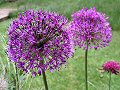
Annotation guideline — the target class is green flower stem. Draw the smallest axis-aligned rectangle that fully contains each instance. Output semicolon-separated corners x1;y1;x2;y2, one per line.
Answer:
109;72;111;90
15;63;19;90
85;41;88;90
42;59;48;90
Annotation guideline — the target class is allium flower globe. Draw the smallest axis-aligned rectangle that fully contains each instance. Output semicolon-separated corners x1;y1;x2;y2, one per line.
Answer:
68;7;112;49
68;7;112;90
103;61;120;74
7;10;74;76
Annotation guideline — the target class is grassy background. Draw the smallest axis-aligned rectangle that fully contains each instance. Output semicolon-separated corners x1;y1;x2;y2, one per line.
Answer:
1;0;120;30
0;0;120;90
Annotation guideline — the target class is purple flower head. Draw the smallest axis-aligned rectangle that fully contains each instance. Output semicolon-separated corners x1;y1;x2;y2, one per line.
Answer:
7;10;74;76
68;7;112;49
103;61;120;75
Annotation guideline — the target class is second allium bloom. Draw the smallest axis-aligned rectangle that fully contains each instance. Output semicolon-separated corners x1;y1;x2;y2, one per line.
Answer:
69;7;112;49
7;10;74;75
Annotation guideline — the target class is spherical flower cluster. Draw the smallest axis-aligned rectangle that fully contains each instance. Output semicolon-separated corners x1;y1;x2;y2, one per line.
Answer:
7;10;74;76
0;76;8;90
68;7;112;49
103;61;120;74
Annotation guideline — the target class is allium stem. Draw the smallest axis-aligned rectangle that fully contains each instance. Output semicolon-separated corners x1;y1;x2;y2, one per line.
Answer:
109;72;111;90
42;60;48;90
15;63;19;90
85;41;88;90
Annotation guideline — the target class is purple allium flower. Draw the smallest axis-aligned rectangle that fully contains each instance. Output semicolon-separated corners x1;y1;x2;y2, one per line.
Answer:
68;7;112;49
7;10;74;75
103;61;120;74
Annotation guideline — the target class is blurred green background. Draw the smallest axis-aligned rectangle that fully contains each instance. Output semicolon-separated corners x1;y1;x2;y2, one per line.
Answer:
1;0;120;30
0;0;120;90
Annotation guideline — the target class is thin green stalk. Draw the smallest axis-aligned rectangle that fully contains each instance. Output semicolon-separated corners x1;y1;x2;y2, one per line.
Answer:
42;69;48;90
42;59;48;90
15;63;19;90
85;41;88;90
109;72;111;90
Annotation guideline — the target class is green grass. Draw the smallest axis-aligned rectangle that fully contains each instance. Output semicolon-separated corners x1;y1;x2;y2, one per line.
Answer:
1;0;120;31
0;0;120;90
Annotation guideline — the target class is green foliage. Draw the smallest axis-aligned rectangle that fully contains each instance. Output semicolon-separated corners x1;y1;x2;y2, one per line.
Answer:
0;0;17;5
0;0;120;90
0;0;9;5
1;0;120;30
